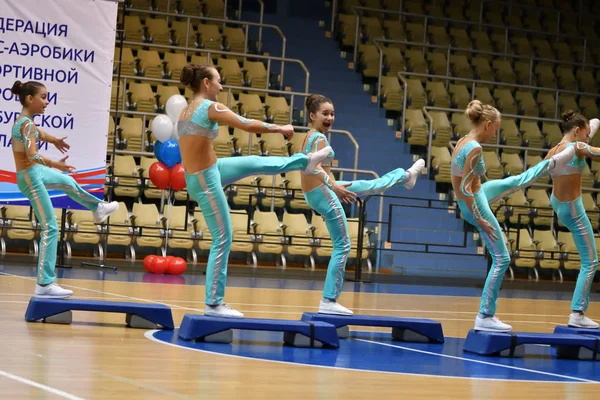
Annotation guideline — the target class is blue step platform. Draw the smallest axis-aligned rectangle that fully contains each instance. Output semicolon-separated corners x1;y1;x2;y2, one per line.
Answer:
301;313;445;343
178;315;340;348
553;325;600;337
463;329;600;360
24;298;174;330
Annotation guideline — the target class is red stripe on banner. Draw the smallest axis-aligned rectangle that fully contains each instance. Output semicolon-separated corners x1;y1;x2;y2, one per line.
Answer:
71;169;105;179
0;169;104;184
0;170;17;184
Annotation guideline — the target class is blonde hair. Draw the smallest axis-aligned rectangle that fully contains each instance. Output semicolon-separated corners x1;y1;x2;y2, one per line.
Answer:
465;100;500;125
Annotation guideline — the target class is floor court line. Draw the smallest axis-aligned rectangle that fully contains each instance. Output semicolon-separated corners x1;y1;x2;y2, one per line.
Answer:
2;272;587;305
0;369;86;400
356;339;599;384
144;330;594;384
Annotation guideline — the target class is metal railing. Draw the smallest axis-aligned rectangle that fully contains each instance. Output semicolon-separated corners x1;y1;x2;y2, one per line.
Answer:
125;7;283;73
113;74;313;122
480;0;600;26
235;0;265;49
373;38;598;107
395;71;600;144
118;39;308;94
349;5;599;68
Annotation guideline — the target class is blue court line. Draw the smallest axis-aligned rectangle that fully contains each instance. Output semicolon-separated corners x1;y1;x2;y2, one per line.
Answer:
145;329;600;384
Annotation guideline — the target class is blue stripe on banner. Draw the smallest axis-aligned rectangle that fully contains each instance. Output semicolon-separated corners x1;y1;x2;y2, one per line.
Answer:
0;191;104;209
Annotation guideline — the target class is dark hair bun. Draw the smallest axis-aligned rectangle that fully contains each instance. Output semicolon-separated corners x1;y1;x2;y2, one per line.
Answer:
11;81;23;95
180;65;195;86
561;110;576;123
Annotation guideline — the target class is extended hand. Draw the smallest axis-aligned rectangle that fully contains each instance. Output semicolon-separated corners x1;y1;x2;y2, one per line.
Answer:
332;183;357;204
54;136;70;154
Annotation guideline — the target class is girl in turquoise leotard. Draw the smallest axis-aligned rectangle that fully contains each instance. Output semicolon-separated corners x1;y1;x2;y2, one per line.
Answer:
544;111;600;329
10;80;119;299
451;100;574;332
300;94;425;315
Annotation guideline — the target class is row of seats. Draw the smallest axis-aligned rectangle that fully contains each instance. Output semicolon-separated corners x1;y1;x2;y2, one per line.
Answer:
124;0;226;18
381;75;599;120
120;14;249;59
107;154;318;212
0;203;372;269
339;0;598;43
114;47;270;90
362;44;599;92
491;190;600;277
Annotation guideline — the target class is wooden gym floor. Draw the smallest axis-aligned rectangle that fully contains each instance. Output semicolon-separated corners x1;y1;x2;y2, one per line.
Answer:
0;264;599;399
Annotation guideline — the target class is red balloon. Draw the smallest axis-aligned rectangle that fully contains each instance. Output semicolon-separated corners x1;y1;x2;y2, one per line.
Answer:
152;256;169;274
167;257;187;275
143;255;156;272
170;163;186;191
149;161;171;190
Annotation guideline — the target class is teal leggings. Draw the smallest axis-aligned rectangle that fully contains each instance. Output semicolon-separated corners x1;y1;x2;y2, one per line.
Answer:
185;154;309;305
16;164;101;285
551;194;598;312
338;168;408;199
461;159;553;316
305;168;408;300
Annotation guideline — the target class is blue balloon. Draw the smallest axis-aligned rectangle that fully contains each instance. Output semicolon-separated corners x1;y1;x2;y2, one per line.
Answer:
154;140;164;164
159;139;181;168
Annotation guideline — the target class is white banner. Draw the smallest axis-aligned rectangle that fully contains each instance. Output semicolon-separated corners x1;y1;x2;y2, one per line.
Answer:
0;0;117;209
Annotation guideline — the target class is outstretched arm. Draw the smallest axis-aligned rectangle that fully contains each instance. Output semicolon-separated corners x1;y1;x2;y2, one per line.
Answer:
574;141;600;160
208;102;293;139
38;128;70;154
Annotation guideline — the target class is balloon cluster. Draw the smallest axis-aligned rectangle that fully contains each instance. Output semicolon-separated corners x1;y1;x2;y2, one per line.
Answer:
143;254;187;275
149;95;188;191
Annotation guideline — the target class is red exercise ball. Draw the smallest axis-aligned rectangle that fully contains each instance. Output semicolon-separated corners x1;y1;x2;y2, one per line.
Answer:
152;256;169;274
167;257;187;275
149;161;171;190
170;163;186;191
143;255;156;272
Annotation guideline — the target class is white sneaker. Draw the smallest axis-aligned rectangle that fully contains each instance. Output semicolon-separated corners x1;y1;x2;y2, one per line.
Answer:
589;118;600;142
204;303;244;318
93;201;119;224
318;299;353;315
305;146;333;174
403;159;426;190
474;315;512;332
568;312;600;329
34;283;73;299
549;145;575;172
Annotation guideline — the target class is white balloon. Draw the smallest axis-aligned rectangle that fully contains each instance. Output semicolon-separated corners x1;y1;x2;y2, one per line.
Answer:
151;114;174;142
171;120;179;141
165;95;188;123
